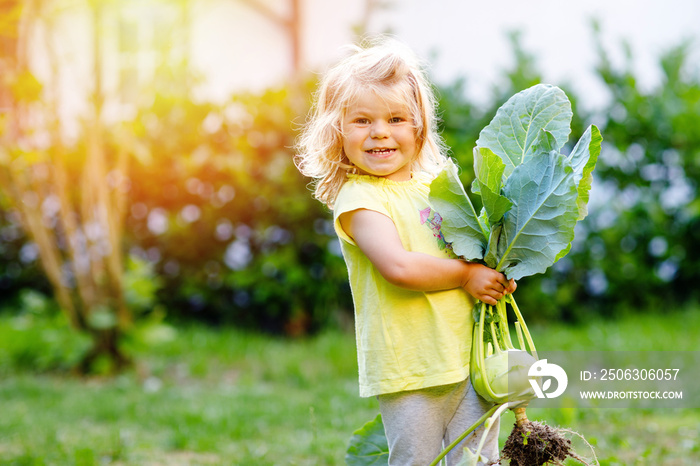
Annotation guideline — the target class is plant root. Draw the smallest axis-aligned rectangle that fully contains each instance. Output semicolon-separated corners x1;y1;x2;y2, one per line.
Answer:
501;420;594;466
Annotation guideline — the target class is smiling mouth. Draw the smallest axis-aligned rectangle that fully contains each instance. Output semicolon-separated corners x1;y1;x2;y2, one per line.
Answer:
366;148;395;155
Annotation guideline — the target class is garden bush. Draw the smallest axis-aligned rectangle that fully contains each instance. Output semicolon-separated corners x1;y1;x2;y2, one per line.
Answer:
1;33;698;333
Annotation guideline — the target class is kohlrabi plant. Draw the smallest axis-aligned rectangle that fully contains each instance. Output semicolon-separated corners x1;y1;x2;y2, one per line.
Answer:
346;84;602;466
430;83;601;466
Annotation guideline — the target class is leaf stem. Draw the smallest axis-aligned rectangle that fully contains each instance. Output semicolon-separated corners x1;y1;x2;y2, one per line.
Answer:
471;402;513;462
475;304;501;401
489;320;502;353
427;403;502;466
507;294;537;358
514;321;526;351
496;298;514;350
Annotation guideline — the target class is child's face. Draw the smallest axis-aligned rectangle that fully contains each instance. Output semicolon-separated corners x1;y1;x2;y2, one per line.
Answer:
341;87;418;182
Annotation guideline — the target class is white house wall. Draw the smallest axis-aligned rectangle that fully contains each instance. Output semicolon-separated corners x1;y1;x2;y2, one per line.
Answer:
29;0;368;139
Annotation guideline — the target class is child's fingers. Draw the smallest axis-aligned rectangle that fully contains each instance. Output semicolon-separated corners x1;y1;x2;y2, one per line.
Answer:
479;293;499;306
481;286;508;305
495;273;516;294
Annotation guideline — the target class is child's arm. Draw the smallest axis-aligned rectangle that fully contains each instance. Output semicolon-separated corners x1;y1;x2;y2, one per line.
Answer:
340;209;516;306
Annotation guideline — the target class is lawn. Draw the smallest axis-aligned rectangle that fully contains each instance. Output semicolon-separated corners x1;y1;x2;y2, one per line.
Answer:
0;308;699;465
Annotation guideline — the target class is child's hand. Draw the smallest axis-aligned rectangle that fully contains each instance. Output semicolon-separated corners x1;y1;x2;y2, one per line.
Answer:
461;263;516;306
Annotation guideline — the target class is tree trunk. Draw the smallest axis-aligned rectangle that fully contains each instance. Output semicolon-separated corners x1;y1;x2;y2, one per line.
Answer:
0;0;133;374
77;328;132;375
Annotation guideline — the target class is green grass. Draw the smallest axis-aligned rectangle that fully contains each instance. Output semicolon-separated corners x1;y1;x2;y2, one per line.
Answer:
0;308;699;465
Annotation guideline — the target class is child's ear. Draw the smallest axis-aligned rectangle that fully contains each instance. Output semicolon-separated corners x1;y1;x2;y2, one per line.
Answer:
334;149;354;171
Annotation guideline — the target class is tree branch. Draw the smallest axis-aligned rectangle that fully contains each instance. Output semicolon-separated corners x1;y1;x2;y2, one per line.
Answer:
237;0;289;29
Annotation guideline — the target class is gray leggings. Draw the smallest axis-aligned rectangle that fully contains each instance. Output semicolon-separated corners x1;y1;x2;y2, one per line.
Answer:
377;378;499;466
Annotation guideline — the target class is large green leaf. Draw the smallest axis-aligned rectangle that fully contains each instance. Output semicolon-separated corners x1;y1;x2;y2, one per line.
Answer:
495;151;579;280
531;128;558;155
483;222;504;270
567;125;602;220
428;84;599;279
476;84;573;176
429;160;488;261
473;147;512;227
345;414;389;466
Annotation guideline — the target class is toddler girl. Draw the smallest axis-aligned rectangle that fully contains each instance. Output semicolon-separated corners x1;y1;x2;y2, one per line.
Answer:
296;37;515;466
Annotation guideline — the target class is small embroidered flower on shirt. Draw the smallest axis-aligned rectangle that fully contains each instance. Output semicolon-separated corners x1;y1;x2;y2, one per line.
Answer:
419;207;454;254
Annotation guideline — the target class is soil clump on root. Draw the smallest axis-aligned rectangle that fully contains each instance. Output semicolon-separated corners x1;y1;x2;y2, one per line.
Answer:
501;420;581;466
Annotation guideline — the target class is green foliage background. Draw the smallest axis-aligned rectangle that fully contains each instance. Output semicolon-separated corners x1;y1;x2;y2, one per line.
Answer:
1;32;699;333
437;33;700;323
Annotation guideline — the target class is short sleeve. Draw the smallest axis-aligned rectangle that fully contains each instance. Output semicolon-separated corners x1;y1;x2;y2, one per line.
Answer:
333;178;391;246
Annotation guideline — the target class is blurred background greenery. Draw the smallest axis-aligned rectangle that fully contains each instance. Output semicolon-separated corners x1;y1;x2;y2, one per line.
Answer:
1;0;699;464
3;2;699;344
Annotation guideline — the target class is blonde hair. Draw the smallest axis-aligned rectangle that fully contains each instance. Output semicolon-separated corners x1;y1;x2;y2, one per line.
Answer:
295;36;447;208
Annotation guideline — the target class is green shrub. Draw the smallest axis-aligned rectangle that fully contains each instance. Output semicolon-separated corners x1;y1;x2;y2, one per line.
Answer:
0;291;90;373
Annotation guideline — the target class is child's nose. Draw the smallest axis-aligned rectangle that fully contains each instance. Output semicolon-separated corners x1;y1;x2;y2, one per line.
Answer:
370;121;390;139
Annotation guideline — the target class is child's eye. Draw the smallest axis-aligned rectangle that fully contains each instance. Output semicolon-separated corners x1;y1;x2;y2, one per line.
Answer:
389;117;406;123
354;118;370;125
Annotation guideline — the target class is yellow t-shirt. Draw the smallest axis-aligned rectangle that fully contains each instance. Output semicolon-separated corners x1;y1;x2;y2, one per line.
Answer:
333;173;475;398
